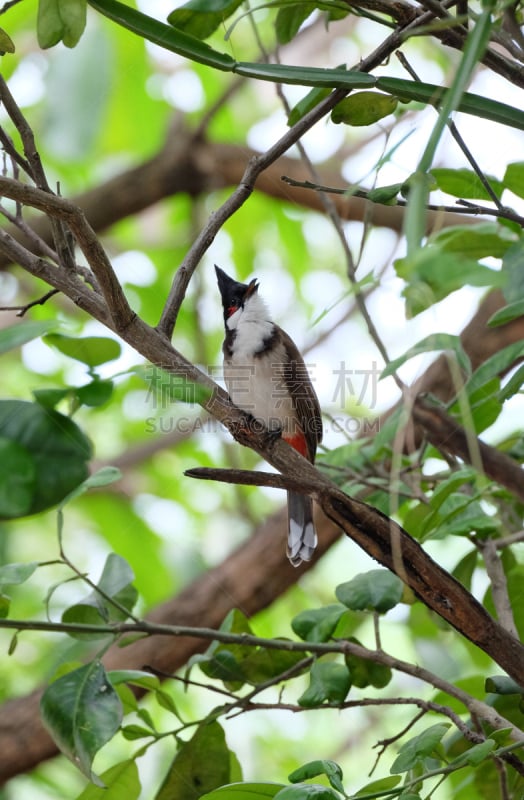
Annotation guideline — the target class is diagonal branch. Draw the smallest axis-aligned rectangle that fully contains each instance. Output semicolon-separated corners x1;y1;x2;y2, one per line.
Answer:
412;396;524;504
155;86;348;337
0;177;135;331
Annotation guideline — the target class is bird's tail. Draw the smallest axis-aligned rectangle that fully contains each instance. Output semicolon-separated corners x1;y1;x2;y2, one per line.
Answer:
286;491;318;567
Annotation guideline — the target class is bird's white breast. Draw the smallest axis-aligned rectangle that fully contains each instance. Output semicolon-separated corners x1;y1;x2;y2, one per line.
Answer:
225;303;295;433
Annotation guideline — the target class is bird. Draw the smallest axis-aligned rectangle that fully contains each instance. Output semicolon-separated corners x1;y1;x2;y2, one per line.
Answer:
215;265;322;567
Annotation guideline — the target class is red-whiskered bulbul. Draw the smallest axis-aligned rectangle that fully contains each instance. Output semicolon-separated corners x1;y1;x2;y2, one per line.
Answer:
215;265;323;567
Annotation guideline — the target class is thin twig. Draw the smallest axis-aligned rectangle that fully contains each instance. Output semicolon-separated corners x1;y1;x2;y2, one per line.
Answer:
0;288;59;316
395;50;505;211
0;75;77;272
185;466;318;495
1;613;523;744
412;396;524;504
475;537;519;637
155;85;348;338
281;176;524;227
0;175;135;331
155;0;474;340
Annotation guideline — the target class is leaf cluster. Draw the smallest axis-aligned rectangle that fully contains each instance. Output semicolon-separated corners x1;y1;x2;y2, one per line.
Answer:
1;0;524;797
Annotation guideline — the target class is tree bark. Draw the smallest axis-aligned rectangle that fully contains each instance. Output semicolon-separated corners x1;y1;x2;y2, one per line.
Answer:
0;133;475;273
1;289;523;783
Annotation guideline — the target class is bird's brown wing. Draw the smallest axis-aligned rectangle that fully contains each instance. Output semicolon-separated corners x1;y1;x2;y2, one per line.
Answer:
278;326;323;462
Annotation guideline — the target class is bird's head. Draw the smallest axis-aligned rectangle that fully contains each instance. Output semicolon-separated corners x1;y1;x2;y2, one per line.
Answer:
215;265;263;330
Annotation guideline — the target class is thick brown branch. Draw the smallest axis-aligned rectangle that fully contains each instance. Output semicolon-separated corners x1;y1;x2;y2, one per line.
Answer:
0;177;135;331
413;397;524;503
185;466;318;493
0;296;523;782
0;137;475;276
319;483;524;685
77;304;524;683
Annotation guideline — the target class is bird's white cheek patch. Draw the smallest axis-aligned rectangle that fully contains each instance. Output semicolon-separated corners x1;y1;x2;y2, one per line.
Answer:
226;308;242;330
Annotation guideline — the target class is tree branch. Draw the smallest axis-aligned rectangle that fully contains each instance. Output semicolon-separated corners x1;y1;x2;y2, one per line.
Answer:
412;396;524;504
0;177;135;331
156;86;349;338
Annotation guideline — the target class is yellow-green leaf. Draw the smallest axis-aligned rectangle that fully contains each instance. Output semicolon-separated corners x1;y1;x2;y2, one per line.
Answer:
331;91;397;126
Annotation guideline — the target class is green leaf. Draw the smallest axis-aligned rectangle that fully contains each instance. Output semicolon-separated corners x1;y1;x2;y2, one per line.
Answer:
291;604;346;643
452;549;478;590
155;721;233;800
167;0;245;40
38;0;67;47
396;247;504;317
234;62;376;88
428;467;477;512
44;333;121;367
454;375;502;434
37;0;87;48
288;760;344;794
0;593;10;619
156;688;182;717
428;494;499;539
275;784;340;799
331;91;397;125
336;569;403;613
485;676;524;695
88;0;236;70
451;739;496;766
464;340;524;396
242;645;307;685
121;724;155;740
381;334;470;379
375;75;524;131
108;669;160;691
288;85;332;126
503;161;524;199
32;388;71;409
430;168;503;200
429;223;514;259
416;467;486;539
196;609;304;688
489;239;524;326
276;4;316;45
34;381;114;410
367;183;404;204
74;758;141;799
298;660;351;707
390;724;450;773
0;437;36;518
40;660;123;784
59;466;122;508
0;319;56;355
0;400;92;518
58;0;87;46
76;380;114;407
402;5;493;253
79;4;524;134
354;776;401;796
345;643;392;688
0;561;39;588
501;565;524;640
488;299;524;327
0;27;15;54
62;553;137;638
196;609;254;688
200;784;284;799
